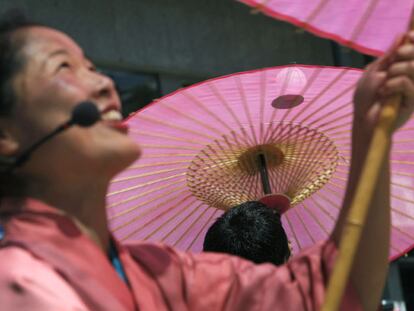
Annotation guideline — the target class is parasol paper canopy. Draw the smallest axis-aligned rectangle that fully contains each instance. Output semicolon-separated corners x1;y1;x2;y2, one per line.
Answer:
236;0;414;56
107;65;414;260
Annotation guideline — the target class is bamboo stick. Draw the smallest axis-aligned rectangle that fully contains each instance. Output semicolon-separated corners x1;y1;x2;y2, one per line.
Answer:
322;15;414;310
321;94;398;311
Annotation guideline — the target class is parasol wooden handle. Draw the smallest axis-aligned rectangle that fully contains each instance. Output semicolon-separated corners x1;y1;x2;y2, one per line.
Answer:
323;13;414;310
321;94;399;311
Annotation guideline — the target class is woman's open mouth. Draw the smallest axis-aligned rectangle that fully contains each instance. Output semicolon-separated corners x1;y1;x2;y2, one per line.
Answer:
101;110;129;134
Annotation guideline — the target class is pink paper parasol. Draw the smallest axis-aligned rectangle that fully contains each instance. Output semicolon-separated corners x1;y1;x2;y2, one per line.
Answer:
237;0;414;56
107;65;414;260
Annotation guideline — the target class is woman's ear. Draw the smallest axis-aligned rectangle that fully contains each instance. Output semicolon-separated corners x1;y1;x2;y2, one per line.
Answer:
0;128;18;170
0;126;19;158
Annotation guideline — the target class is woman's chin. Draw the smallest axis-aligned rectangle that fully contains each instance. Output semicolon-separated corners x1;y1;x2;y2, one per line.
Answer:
106;143;141;176
123;144;142;168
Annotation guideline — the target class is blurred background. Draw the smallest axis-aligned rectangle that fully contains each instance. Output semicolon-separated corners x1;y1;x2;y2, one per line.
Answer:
1;0;367;115
0;0;410;309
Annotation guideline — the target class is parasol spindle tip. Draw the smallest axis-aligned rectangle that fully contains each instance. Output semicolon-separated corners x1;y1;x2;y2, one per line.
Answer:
258;153;272;195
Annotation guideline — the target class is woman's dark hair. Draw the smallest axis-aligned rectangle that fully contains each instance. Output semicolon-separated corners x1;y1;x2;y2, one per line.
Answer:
203;201;291;265
0;10;39;116
0;10;39;197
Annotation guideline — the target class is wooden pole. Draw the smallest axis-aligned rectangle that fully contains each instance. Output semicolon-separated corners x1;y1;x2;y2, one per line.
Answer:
322;15;414;311
321;95;398;311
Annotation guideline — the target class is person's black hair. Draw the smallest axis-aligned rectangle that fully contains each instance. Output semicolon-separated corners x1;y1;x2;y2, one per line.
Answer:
0;9;39;116
0;10;39;197
203;201;291;265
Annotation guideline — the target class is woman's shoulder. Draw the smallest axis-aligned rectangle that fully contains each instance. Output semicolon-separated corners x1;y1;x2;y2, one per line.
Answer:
0;246;89;310
0;246;51;277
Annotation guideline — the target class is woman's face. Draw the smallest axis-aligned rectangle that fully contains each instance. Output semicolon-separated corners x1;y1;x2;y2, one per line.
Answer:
7;26;140;186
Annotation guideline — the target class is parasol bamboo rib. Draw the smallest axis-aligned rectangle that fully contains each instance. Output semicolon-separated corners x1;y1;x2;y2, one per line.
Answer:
322;24;413;311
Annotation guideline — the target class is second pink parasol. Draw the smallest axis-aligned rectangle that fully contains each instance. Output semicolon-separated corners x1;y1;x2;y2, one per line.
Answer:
237;0;414;56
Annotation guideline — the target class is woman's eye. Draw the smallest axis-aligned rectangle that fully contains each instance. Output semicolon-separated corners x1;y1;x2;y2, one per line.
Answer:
58;61;71;71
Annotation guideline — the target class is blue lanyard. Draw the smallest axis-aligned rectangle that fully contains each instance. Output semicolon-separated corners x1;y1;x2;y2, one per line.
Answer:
108;242;128;284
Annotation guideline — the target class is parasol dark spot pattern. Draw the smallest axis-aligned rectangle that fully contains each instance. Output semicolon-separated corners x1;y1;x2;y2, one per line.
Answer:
272;95;305;109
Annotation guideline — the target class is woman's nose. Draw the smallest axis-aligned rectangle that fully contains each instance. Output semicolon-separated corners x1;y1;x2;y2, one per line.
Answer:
90;72;117;100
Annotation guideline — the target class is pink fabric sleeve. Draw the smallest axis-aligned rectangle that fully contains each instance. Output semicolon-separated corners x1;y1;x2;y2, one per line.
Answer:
0;247;89;311
128;239;362;311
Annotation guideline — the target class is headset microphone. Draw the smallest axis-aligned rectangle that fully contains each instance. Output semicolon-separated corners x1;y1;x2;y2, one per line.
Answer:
4;101;101;171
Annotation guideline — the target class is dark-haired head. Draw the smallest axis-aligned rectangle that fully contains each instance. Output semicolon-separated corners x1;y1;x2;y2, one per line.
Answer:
0;10;140;201
203;201;291;265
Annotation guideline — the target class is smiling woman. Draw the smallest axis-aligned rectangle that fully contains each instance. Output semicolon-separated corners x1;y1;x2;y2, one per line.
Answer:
0;11;140;251
0;9;412;311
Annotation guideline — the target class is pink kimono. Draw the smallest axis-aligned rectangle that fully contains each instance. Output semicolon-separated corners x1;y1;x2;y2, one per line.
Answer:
0;198;361;311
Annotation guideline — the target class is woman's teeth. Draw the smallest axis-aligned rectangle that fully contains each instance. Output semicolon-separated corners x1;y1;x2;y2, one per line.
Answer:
101;110;123;121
